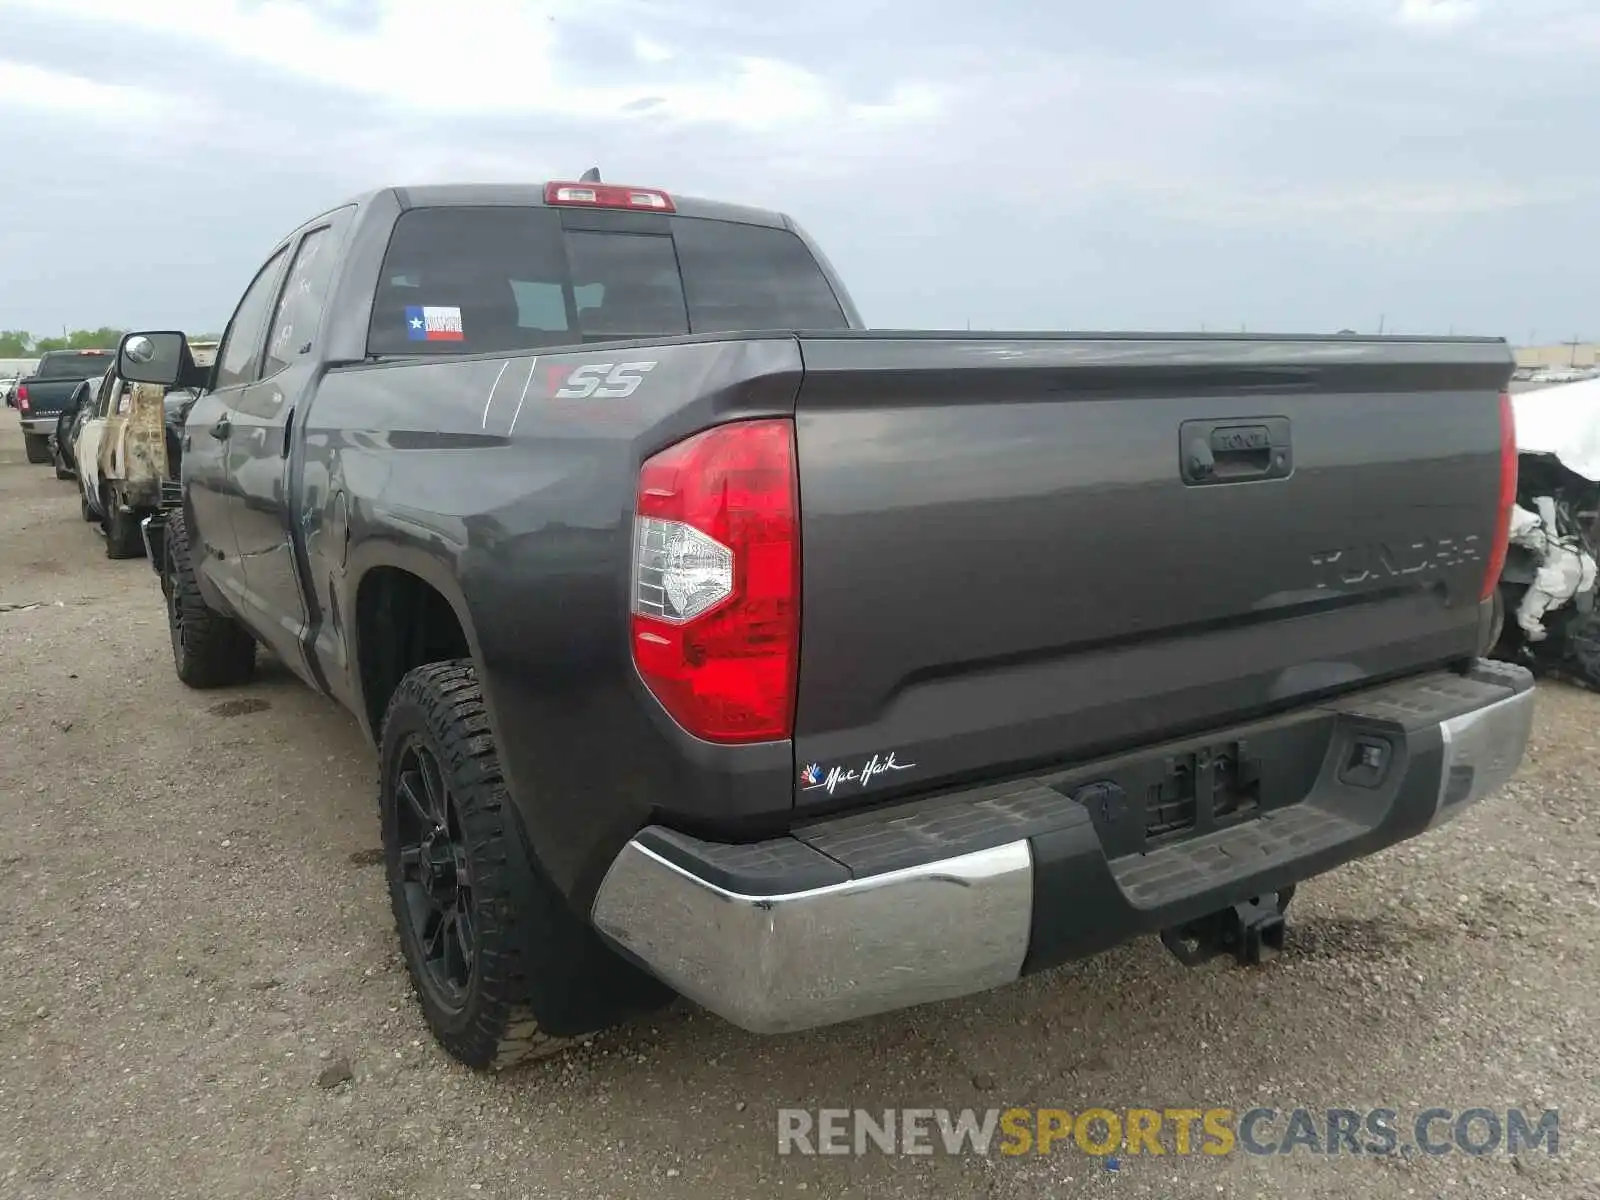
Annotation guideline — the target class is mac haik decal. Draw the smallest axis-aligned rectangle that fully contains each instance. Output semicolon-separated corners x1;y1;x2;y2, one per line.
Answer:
800;752;915;796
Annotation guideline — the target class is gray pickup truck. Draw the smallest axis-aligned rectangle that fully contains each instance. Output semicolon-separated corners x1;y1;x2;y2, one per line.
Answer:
117;177;1534;1071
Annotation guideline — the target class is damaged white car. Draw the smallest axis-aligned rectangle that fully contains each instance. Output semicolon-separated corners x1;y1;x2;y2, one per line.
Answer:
1492;378;1600;684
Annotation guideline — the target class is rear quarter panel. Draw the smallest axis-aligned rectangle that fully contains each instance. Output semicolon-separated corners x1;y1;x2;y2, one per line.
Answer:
299;335;804;904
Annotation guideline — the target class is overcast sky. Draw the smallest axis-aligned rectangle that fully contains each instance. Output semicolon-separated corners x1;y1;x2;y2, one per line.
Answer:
0;0;1595;342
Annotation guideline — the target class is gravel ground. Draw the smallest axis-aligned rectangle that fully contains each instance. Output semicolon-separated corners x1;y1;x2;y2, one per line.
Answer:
1;422;1597;1200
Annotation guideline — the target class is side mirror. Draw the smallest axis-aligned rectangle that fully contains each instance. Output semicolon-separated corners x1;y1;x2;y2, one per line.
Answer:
118;331;190;386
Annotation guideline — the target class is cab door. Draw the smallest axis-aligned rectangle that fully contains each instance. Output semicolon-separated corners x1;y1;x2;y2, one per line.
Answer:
183;243;291;615
226;214;349;688
75;373;120;516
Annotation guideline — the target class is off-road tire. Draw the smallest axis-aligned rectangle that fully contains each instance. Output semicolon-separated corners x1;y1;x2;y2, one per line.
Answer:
379;660;671;1071
23;433;49;464
163;509;256;687
104;486;144;560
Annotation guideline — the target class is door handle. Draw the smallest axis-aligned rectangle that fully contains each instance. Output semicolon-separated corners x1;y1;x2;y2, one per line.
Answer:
209;416;231;440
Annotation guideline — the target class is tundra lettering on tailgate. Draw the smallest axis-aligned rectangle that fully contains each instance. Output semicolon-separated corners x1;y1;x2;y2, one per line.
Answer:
1309;534;1482;589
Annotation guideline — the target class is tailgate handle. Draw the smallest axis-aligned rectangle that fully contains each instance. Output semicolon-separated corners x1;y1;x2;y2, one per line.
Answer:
1181;417;1291;486
1209;425;1271;474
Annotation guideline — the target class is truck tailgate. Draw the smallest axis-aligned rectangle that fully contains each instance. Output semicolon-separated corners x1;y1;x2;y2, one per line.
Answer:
18;380;81;418
790;334;1513;810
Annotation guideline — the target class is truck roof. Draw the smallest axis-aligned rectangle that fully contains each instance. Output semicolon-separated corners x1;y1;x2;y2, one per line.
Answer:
338;182;792;231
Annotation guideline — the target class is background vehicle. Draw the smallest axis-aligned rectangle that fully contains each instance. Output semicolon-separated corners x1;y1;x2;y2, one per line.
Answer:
1529;367;1585;385
14;348;114;463
88;342;217;558
162;382;202;479
117;177;1533;1073
1491;377;1600;685
145;381;204;559
51;375;100;483
71;372;124;524
1;358;38;407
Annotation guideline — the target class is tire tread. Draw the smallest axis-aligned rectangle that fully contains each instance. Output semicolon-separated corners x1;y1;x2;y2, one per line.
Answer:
164;509;256;688
380;659;669;1071
382;662;570;1070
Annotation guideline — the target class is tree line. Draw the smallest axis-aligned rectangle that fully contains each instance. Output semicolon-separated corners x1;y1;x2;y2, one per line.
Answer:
0;328;222;357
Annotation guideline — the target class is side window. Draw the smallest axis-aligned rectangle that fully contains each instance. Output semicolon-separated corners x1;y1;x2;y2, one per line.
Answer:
263;226;336;377
214;247;290;391
96;375;122;418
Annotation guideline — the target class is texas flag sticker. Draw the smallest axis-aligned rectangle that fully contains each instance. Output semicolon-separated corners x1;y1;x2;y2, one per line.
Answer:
405;305;465;342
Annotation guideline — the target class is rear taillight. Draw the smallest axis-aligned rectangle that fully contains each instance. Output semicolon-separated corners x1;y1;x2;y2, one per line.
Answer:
1481;389;1517;602
630;419;799;743
16;384;27;411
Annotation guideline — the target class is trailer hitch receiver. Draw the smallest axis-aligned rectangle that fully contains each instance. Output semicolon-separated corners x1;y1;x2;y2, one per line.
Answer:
1159;887;1295;968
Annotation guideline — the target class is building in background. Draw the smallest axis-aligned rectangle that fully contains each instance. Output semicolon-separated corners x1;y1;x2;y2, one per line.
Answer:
1516;343;1598;370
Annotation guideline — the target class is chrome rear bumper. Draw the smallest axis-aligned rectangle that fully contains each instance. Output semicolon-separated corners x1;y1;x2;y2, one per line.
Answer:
1429;684;1536;827
591;840;1033;1034
591;665;1534;1035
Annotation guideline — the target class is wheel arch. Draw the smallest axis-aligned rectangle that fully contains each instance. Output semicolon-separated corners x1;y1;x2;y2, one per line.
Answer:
346;542;488;746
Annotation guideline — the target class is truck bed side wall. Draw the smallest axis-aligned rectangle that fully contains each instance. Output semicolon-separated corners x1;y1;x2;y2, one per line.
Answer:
297;336;806;906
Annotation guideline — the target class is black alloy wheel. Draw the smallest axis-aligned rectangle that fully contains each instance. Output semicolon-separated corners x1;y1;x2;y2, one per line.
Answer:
377;660;674;1070
393;735;477;1010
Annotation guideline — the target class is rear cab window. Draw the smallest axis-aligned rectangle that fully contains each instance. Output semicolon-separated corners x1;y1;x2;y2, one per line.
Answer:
366;205;849;357
35;350;116;380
